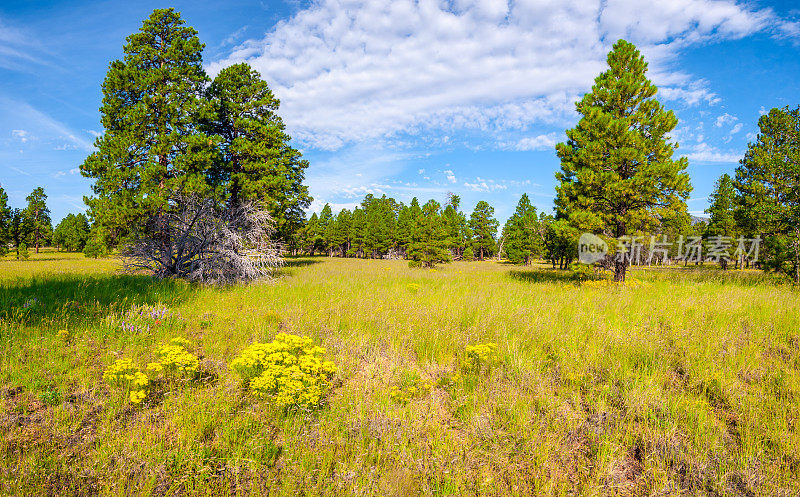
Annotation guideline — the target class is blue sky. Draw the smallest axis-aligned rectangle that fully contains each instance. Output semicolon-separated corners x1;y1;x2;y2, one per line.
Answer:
1;0;799;225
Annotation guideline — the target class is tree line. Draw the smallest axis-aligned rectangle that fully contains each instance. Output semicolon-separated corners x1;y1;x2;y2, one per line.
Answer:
0;185;100;258
294;192;587;269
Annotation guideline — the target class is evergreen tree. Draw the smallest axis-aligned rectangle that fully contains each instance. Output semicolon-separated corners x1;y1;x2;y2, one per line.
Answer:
407;200;451;268
348;208;367;258
555;39;691;281
469;201;498;260
706;174;737;236
53;213;91;252
331;209;352;256
302;212;321;255
704;173;737;267
22;187;52;253
734;106;800;282
396;197;421;255
442;193;470;257
81;8;214;246
317;204;334;255
9;208;30;260
360;195;396;258
545;218;579;269
462;245;474;261
205;63;311;243
503;194;543;265
0;186;11;256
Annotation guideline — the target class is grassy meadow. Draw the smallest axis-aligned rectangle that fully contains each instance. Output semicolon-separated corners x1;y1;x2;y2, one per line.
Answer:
2;251;800;495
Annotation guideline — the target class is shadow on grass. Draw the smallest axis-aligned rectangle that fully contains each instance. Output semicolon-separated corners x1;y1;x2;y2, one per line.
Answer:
508;269;577;284
282;257;323;268
639;266;790;287
0;273;197;325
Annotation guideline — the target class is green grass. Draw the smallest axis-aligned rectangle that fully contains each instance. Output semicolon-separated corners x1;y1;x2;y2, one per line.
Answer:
2;252;799;495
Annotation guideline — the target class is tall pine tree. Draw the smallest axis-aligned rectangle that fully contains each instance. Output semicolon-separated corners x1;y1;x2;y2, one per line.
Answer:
22;187;52;253
555;39;691;281
469;201;498;260
407;200;451;268
205;63;311;243
81;8;213;245
734;106;800;282
0;186;11;256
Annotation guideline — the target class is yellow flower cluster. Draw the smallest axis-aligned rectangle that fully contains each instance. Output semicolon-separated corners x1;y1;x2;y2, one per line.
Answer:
57;329;70;341
581;278;647;288
230;333;336;409
389;378;434;405
147;339;199;378
407;283;421;293
463;342;499;373
103;358;149;404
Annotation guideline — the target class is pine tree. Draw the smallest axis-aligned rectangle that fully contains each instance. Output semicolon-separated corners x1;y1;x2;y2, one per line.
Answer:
734;106;800;282
332;209;352;256
442;193;469;257
9;208;30;260
348;208;367;258
396;197;421;255
503;194;543;265
0;186;11;256
205;63;311;243
53;213;91;252
317;204;334;255
81;8;213;245
706;174;737;236
555;39;692;281
545;218;579;269
469;201;498;260
407;200;452;268
22;187;52;253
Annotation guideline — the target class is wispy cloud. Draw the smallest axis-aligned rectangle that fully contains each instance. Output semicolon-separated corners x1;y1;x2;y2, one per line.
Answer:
209;0;790;151
2;98;93;152
0;17;55;72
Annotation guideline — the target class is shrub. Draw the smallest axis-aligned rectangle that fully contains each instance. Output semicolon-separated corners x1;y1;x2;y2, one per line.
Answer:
146;338;200;379
18;243;29;260
230;332;336;410
568;262;597;282
103;358;149;404
389;373;433;405
463;342;499;374
462;246;474;261
83;229;109;258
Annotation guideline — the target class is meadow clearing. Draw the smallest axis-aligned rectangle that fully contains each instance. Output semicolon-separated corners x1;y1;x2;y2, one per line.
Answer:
1;251;799;496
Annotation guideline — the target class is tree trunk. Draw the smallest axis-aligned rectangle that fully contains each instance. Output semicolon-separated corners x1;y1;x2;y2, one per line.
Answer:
793;229;800;284
614;259;628;282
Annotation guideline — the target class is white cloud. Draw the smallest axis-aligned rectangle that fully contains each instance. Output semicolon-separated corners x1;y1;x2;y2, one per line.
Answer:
443;169;457;183
52;167;81;179
658;80;720;106
11;129;29;143
715;112;738;127
463;176;511;192
209;0;787;151
729;122;742;135
507;133;560;151
682;142;741;163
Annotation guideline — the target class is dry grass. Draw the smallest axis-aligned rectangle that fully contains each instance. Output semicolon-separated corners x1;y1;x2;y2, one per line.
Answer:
1;252;799;495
